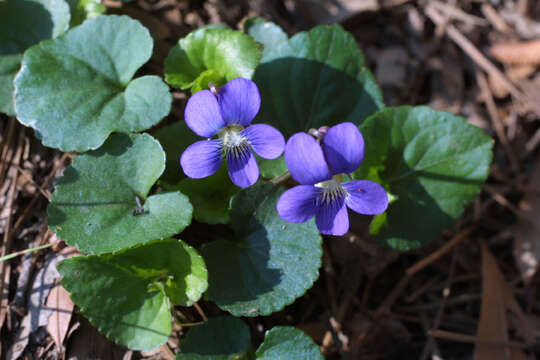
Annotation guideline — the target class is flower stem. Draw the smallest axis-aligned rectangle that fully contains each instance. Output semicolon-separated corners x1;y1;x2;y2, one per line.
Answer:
270;171;290;185
0;242;56;263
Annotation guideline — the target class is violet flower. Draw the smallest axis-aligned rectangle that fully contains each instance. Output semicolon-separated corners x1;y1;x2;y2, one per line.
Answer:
277;122;388;236
180;78;285;188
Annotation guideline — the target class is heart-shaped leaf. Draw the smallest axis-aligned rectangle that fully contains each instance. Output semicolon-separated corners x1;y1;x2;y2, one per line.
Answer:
176;316;251;360
255;327;323;360
0;0;70;115
14;15;172;152
355;106;493;250
58;238;208;351
243;17;288;59
164;26;262;92
201;183;322;317
253;24;384;138
48;133;193;254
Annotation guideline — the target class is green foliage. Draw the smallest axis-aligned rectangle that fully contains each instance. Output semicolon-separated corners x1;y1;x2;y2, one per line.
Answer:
255;327;324;360
59;238;208;351
178;166;238;225
164;26;262;92
176;316;323;360
176;316;251;360
66;0;105;26
48;133;193;254
201;183;322;317
0;0;70;115
243;17;288;59
14;15;172;152
253;23;384;137
153;121;200;186
355;106;493;250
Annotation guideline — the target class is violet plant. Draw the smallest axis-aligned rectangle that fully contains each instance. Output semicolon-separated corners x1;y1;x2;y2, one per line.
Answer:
4;4;493;358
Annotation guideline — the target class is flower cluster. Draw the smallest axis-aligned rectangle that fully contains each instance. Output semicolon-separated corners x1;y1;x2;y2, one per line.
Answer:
276;122;388;236
180;78;285;188
180;78;388;235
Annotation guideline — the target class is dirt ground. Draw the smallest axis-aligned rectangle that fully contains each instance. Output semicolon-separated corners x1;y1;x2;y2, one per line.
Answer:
1;0;540;359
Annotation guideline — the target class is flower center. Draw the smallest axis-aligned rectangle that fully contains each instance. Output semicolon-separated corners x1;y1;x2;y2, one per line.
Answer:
218;126;250;157
315;176;348;205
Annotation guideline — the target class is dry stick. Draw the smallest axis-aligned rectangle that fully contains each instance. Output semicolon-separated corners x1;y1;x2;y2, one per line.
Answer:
428;329;530;349
11;152;70;234
430;0;488;26
420;247;459;360
379;227;472;310
424;5;526;103
0;129;24;331
0;118;16;187
476;71;520;174
192;302;207;321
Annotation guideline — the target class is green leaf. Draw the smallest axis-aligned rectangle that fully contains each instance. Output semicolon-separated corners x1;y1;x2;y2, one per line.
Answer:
257;155;287;179
58;238;208;351
0;54;22;115
66;0;105;26
355;106;493;250
178;166;238;225
176;316;251;360
14;15;172;152
153;121;200;186
48;133;193;254
164;26;262;92
254;24;384;138
243;17;288;59
201;183;322;317
0;0;70;115
255;327;323;360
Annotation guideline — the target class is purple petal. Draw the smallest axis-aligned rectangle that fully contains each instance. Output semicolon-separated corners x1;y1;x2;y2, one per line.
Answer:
242;124;285;160
315;196;349;236
226;147;259;188
322;122;364;175
277;185;318;223
185;90;225;137
285;133;330;185
218;78;261;126
180;139;222;178
343;180;388;215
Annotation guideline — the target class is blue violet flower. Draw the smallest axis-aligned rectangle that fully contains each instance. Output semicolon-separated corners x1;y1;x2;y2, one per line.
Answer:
277;122;388;236
180;78;285;188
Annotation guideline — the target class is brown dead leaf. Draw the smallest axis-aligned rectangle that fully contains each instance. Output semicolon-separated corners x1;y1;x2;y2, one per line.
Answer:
514;159;540;283
46;284;75;352
474;244;534;360
490;40;540;65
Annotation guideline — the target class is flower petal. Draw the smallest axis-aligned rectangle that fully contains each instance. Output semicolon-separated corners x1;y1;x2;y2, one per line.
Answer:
180;139;222;178
277;185;318;223
185;90;225;138
218;78;261;126
226;147;259;188
315;196;349;236
343;180;388;215
322;122;364;175
242;124;285;160
285;133;331;185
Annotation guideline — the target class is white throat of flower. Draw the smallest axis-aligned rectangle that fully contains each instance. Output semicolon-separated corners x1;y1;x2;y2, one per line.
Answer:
218;125;250;158
315;175;348;205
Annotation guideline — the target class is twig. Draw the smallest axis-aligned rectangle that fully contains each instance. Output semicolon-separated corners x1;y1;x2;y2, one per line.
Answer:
481;3;511;33
270;171;290;185
428;329;531;349
476;70;519;174
424;5;526;102
12;152;70;234
192;302;207;321
430;1;488;26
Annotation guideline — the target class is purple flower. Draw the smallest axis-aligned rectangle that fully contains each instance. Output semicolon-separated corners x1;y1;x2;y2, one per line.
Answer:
277;122;388;236
180;78;285;188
